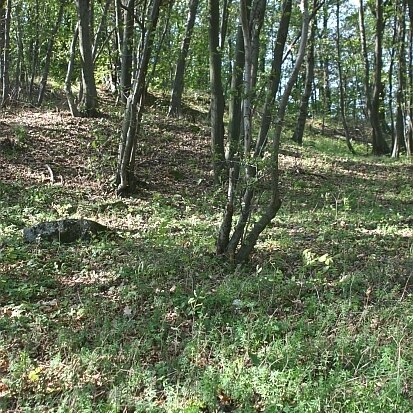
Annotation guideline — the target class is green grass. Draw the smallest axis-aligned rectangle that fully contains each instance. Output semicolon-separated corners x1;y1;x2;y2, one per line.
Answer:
1;119;412;412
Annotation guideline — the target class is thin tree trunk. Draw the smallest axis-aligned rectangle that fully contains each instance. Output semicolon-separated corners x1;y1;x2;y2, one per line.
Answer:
28;0;39;101
235;0;310;263
1;0;11;107
116;0;162;196
220;0;231;50
76;0;99;116
92;0;111;62
37;1;65;106
223;0;267;259
358;0;371;119
168;0;199;117
321;4;331;133
0;0;6;88
388;11;397;147
256;0;292;153
216;24;245;254
335;0;355;154
13;3;24;101
392;1;406;158
208;0;226;183
120;0;135;104
406;0;413;155
365;0;390;154
250;0;266;92
147;0;173;90
65;24;81;117
292;9;316;146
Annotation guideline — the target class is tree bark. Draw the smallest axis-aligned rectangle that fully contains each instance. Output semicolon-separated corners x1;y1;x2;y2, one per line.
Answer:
76;0;99;116
37;1;65;106
13;3;24;101
292;9;316;146
321;4;331;133
92;0;111;62
256;0;292;152
406;0;413;155
116;0;162;196
0;0;6;86
235;0;310;263
358;0;390;155
1;0;11;107
168;0;199;117
335;0;355;154
120;0;135;104
28;0;39;101
65;24;81;117
208;0;226;183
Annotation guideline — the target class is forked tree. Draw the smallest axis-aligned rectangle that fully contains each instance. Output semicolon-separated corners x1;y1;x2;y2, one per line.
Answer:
215;0;311;263
116;0;162;196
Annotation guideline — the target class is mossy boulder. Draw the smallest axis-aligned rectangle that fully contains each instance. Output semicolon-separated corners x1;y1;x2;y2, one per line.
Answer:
23;219;108;244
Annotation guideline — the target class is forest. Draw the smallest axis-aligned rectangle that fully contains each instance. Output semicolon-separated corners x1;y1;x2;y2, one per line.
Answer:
0;0;412;411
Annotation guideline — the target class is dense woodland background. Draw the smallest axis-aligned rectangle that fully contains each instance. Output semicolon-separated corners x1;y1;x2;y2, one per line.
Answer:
0;0;412;411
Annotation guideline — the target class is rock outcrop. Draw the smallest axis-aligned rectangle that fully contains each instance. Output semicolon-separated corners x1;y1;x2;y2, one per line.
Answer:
23;219;108;243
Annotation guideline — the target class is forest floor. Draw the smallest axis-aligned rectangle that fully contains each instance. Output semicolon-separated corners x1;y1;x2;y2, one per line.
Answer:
1;93;413;412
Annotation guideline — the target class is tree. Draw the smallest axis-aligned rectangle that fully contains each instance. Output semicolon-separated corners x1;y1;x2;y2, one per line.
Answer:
217;0;310;262
76;0;99;116
370;0;390;154
208;0;226;183
37;1;66;106
358;0;390;155
335;0;355;154
256;0;292;155
120;0;135;104
1;0;11;107
168;0;199;117
406;0;413;155
117;0;162;196
65;24;81;117
292;2;317;146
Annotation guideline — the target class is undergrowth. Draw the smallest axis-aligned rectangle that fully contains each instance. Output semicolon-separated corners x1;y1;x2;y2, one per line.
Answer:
0;105;412;412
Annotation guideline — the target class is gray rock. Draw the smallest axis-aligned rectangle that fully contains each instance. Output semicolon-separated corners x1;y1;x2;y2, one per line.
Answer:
23;219;108;244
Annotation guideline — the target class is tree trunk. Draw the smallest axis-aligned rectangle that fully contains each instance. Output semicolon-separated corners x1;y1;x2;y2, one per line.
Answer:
116;0;162;196
321;4;331;133
208;0;226;183
235;0;310;263
358;0;371;117
28;0;39;101
335;0;355;154
292;9;316;146
370;0;390;154
92;0;111;62
120;0;135;104
168;0;199;117
406;0;413;155
216;0;308;263
392;1;406;158
1;0;11;107
13;3;24;102
147;0;174;90
388;11;397;148
256;0;292;152
37;1;65;106
65;24;81;117
76;0;99;116
0;0;6;87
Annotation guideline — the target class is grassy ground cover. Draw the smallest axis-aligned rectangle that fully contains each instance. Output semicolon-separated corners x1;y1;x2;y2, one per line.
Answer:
0;99;412;412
